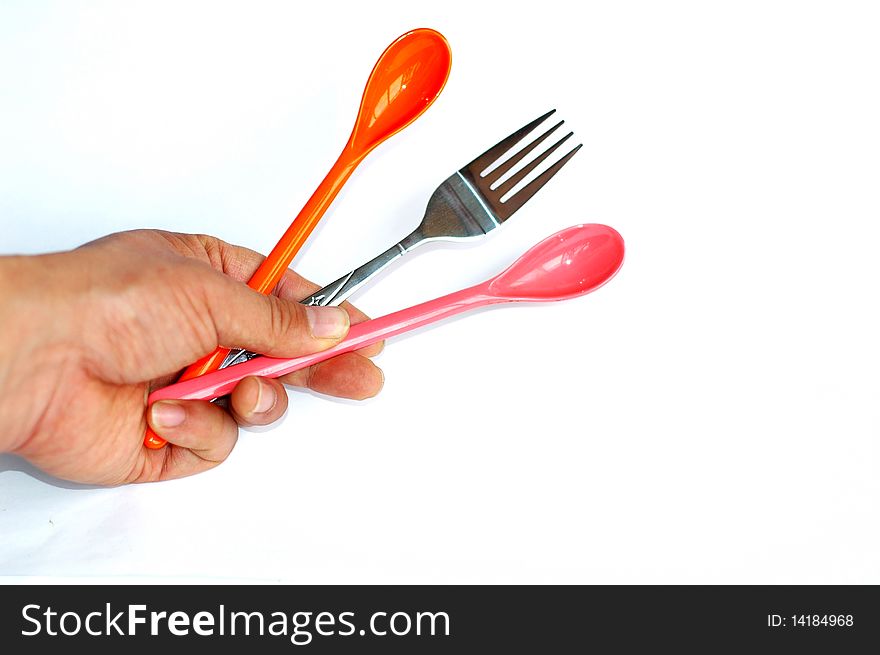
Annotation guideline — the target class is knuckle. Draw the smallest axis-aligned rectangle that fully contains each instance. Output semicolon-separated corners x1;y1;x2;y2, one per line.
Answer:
175;266;221;353
194;233;226;270
266;296;303;340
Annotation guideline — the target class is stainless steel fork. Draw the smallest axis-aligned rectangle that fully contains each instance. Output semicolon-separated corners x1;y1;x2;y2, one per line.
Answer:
222;109;580;368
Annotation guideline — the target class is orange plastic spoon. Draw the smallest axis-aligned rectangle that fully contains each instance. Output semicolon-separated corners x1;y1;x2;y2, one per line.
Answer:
145;28;451;448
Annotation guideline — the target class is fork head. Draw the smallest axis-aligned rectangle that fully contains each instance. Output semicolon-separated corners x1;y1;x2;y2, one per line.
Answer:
459;109;581;221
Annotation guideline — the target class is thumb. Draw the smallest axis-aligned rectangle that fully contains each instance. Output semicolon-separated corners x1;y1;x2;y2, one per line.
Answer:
207;274;351;358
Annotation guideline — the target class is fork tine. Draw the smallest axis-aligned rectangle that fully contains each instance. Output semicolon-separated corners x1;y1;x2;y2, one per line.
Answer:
496;143;582;219
465;109;556;175
494;131;574;198
483;120;565;186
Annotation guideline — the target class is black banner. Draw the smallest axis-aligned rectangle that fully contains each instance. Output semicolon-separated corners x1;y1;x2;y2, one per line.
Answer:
0;585;876;652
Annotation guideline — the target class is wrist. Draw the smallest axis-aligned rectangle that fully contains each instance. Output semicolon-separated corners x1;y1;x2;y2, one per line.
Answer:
0;254;78;454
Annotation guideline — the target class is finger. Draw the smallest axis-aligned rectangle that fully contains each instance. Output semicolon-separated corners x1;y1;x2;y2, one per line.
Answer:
274;277;384;358
278;352;384;400
228;376;289;427
203;272;351;358
146;399;238;479
203;238;383;357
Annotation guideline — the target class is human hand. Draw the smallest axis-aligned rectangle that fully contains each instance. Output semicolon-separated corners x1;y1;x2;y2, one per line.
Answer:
0;230;384;485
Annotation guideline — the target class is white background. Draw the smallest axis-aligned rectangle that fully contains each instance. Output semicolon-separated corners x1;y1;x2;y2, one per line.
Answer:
1;1;878;583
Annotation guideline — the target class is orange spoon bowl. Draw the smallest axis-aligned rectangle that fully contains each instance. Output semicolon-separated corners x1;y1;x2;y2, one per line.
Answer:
347;28;452;155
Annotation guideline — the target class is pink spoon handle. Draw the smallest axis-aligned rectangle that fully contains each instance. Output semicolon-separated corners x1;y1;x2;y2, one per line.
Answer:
148;285;497;405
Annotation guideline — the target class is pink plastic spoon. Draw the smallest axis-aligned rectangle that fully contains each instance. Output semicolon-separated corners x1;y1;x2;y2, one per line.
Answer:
148;223;625;405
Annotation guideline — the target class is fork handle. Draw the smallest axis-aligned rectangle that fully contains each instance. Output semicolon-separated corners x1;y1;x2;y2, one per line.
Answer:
220;237;417;368
301;241;411;307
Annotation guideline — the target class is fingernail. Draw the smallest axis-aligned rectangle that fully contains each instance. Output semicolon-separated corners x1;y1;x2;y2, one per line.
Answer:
252;379;277;415
305;306;349;339
151;401;186;428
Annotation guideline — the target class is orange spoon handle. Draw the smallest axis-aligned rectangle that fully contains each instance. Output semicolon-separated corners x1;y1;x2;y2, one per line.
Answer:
142;153;359;449
247;155;358;295
181;153;358;380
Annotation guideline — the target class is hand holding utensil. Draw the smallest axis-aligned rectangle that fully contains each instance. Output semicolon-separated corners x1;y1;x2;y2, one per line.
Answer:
148;224;625;404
